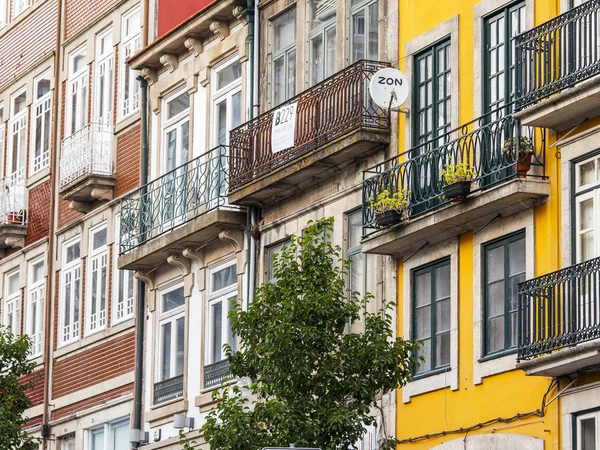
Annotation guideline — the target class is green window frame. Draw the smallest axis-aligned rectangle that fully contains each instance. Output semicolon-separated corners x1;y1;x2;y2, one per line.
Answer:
412;257;451;375
483;2;526;114
412;39;451;147
482;230;526;357
271;7;297;106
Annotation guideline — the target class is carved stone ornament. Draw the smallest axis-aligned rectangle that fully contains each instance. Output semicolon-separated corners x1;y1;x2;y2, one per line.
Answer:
159;54;179;72
210;21;230;40
184;37;203;57
232;6;248;25
140;67;158;84
166;253;191;277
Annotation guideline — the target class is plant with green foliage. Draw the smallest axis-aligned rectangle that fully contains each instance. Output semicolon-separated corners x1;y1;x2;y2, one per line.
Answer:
369;189;411;214
0;326;39;450
440;156;476;185
199;218;420;450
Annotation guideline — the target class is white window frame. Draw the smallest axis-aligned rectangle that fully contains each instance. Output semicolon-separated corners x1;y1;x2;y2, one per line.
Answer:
60;435;75;450
67;46;88;137
13;0;30;17
9;87;27;179
60;238;82;346
27;257;45;357
86;225;108;335
576;410;600;450
211;57;243;147
0;102;5;176
0;0;7;28
119;6;141;120
308;0;337;86
575;154;600;263
31;71;52;174
206;259;237;366
161;88;190;175
349;0;379;63
87;418;130;450
270;7;297;106
4;270;21;333
113;215;134;324
156;284;185;383
95;28;114;125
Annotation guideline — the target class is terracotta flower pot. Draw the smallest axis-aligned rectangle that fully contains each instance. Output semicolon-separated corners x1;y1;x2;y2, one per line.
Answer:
516;151;533;177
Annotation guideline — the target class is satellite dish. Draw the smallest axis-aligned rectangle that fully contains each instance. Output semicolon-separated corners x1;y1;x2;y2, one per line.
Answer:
369;68;409;110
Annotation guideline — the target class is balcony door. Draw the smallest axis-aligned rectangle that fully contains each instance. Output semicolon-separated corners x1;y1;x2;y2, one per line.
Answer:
211;58;242;203
482;2;526;187
161;90;190;228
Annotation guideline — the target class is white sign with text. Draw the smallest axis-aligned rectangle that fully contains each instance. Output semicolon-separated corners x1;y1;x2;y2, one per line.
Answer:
271;102;298;154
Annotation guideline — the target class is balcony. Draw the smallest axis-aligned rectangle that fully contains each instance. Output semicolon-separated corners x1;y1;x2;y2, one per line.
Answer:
203;359;230;390
514;0;600;130
0;172;27;253
228;60;391;206
361;110;550;258
59;123;115;212
118;146;245;271
154;375;184;405
518;257;600;377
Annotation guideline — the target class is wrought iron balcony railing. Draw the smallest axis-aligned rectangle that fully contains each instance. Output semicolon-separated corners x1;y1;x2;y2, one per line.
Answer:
362;108;546;236
119;145;229;255
0;169;26;226
515;0;600;108
229;60;391;191
154;374;184;404
203;359;230;389
59;122;114;189
518;257;600;360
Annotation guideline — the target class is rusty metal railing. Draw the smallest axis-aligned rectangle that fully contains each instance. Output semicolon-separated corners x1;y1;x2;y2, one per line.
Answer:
229;60;391;191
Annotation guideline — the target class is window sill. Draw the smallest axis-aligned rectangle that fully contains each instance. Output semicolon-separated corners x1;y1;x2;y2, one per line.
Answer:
114;111;140;134
146;398;188;425
402;366;458;404
478;348;517;363
411;366;451;381
27;166;50;188
54;318;135;359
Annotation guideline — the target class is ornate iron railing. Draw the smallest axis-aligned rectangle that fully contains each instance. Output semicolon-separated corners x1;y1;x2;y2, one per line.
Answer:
0;169;26;226
518;257;600;360
203;359;230;389
517;258;600;359
229;60;391;191
362;108;546;236
154;374;184;404
119;145;231;255
59;122;114;189
515;0;600;108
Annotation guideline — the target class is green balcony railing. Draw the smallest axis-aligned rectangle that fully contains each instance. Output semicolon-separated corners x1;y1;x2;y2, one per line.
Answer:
362;107;546;237
119;145;231;255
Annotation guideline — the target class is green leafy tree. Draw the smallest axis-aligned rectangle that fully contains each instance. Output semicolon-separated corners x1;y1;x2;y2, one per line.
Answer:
0;325;38;450
200;218;420;450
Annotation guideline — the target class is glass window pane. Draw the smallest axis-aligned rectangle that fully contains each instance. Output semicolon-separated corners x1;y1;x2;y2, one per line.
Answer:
367;2;378;60
508;238;526;276
582;231;595;262
7;272;19;295
581;417;596;450
348;211;362;249
67;243;80;263
273;8;296;53
579;160;596;187
415;272;431;307
309;0;335;30
273;56;285;106
110;421;129;450
350;252;364;297
217;61;242;90
486;246;504;283
580;198;594;231
311;34;324;84
212;302;223;362
176;317;185;376
93;228;107;250
227;296;237;351
161;322;172;380
436;298;450;332
436;332;450;367
351;9;365;62
163;287;184;312
167;92;190;120
416;338;431;373
415;305;431;339
487;316;504;353
486;281;505;317
435;263;450;299
37;79;50;99
212;265;237;292
91;428;105;450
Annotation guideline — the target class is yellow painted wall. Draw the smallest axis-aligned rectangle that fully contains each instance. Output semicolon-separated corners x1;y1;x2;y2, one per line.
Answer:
395;0;570;448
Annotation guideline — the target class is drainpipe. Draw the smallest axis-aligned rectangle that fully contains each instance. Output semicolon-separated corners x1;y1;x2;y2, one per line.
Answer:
245;0;259;305
41;0;63;445
133;75;148;448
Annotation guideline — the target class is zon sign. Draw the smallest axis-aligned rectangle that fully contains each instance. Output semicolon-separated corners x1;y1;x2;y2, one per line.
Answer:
369;68;409;110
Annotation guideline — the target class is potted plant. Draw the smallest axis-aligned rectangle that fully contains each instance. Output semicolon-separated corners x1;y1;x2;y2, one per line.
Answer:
369;188;410;227
440;157;476;201
503;136;534;177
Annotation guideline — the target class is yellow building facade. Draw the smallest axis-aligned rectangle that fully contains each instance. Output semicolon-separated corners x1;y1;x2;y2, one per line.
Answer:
361;0;600;449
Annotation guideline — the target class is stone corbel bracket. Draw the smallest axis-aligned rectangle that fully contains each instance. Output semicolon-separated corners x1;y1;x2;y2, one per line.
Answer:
140;67;158;84
166;253;191;277
135;271;156;312
184;37;203;57
160;53;179;73
219;230;247;276
232;6;248;25
182;247;206;291
91;187;113;202
210;20;230;40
